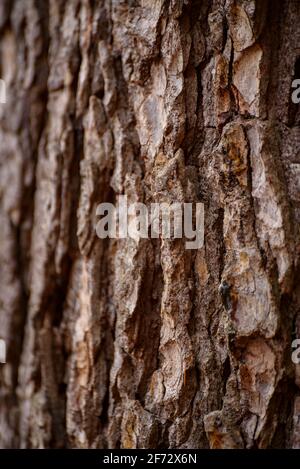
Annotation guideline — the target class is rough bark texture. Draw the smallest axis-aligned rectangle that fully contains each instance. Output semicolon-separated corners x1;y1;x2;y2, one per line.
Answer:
0;0;300;449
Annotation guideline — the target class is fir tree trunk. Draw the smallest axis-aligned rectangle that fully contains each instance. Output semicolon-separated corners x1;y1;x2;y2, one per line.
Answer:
0;0;300;449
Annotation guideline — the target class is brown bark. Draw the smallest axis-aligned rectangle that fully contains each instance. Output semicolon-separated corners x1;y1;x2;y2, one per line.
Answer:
0;0;300;449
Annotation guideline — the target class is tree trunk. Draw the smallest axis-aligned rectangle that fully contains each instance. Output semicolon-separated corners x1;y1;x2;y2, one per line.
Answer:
0;0;300;449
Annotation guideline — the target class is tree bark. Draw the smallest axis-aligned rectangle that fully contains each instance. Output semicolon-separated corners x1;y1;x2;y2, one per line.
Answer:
0;0;300;449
